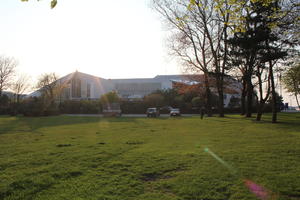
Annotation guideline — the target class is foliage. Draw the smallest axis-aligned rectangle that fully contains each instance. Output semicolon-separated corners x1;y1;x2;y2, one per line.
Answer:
21;97;45;116
283;62;300;108
0;56;17;96
36;73;62;106
153;89;180;107
152;0;231;117
11;74;30;103
228;96;241;108
99;91;120;105
143;93;165;108
283;63;300;94
21;0;57;9
59;100;102;114
0;95;11;114
120;101;147;114
1;113;300;199
266;92;284;111
191;96;204;107
20;97;59;117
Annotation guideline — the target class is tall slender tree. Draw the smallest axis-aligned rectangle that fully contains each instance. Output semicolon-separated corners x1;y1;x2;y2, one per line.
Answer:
283;61;300;109
153;0;233;117
0;56;17;97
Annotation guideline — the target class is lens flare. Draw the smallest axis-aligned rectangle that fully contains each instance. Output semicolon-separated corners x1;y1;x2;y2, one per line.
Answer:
203;147;237;175
203;147;277;200
244;179;277;200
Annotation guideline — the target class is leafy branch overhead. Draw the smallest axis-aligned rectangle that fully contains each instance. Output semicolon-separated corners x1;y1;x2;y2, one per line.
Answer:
21;0;57;9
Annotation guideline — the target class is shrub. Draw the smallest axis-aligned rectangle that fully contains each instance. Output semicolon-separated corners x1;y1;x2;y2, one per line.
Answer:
59;100;101;114
21;97;45;117
121;101;146;114
20;97;60;117
0;95;10;115
143;93;165;108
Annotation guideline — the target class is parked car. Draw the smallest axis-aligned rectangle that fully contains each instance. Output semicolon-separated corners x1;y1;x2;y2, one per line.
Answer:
146;107;160;117
170;108;180;117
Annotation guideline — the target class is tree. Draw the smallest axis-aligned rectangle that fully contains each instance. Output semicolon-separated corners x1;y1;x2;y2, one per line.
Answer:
0;94;10;114
267;92;284;111
252;0;297;122
100;91;120;105
192;96;205;107
152;0;233;117
283;62;300;109
0;56;17;96
228;0;297;122
36;73;60;106
21;0;57;9
143;93;165;108
228;96;241;108
11;74;30;103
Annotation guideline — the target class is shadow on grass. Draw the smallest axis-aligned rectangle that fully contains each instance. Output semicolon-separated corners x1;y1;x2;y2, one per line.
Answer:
0;115;140;135
223;113;300;133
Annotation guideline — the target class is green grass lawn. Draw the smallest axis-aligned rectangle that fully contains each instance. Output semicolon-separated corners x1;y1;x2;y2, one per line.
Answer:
0;113;300;200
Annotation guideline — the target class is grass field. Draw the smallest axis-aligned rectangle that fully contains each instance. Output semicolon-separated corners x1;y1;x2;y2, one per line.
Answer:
0;113;300;200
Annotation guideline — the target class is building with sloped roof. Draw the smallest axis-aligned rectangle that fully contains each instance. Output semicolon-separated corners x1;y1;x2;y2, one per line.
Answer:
29;71;242;107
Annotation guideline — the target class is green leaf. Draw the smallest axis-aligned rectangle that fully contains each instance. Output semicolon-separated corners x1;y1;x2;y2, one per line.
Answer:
51;0;57;9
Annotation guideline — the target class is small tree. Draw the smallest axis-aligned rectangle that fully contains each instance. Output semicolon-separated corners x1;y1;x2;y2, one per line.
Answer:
36;73;62;115
267;92;284;112
192;96;205;108
0;56;17;96
0;94;10;114
12;74;30;103
37;73;60;103
228;96;241;109
283;63;300;109
143;93;165;108
100;91;120;105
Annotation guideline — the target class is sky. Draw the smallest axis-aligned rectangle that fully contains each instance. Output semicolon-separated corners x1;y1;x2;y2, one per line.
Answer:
0;0;180;81
0;0;297;106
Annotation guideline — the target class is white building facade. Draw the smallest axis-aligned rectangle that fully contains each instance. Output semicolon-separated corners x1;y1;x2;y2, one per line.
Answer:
30;71;242;107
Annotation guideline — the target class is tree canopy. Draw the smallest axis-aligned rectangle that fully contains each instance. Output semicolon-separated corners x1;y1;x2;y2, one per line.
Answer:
21;0;57;9
283;62;300;108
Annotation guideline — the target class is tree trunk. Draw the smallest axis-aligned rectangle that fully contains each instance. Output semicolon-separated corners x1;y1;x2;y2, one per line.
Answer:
269;65;277;123
295;94;300;109
216;73;225;117
204;73;212;117
246;76;253;118
256;104;263;121
17;94;20;104
241;78;246;115
218;91;224;117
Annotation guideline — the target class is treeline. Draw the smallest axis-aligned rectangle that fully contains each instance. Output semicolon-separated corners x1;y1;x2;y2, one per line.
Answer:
152;0;299;123
0;88;282;116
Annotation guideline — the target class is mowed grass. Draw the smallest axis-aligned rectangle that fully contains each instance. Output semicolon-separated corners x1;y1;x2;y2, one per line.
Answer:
0;114;300;200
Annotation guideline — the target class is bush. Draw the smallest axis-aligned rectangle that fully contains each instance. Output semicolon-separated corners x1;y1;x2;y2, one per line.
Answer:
0;95;11;115
21;97;45;117
59;100;101;114
143;94;165;108
20;97;60;117
121;101;146;114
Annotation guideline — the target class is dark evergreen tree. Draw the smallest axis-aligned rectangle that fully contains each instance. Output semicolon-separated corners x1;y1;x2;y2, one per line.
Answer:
228;0;293;122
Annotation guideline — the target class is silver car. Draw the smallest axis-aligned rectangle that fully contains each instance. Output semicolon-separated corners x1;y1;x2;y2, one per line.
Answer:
170;108;180;116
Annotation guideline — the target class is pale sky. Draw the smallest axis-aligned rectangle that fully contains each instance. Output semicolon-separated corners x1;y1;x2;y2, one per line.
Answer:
0;0;180;81
0;0;297;106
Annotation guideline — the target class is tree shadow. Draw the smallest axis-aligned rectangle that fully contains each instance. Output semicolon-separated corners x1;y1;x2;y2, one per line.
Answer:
0;115;140;135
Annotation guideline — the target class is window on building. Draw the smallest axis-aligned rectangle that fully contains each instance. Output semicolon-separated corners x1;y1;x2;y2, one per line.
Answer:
87;83;91;98
71;78;81;98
